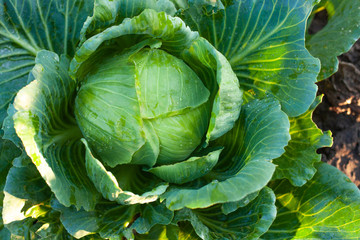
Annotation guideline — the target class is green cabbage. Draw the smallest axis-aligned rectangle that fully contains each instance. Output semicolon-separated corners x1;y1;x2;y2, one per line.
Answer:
75;47;211;166
0;0;359;239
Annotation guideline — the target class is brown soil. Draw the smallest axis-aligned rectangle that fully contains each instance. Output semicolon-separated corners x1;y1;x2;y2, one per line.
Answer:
310;11;360;188
314;52;360;188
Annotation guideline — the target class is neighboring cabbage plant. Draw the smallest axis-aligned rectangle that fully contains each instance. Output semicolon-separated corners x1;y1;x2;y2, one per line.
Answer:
0;0;360;239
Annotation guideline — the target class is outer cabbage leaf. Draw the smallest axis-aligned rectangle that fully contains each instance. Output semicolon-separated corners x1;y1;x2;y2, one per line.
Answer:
264;162;360;239
181;37;243;142
2;161;102;240
1;110;24;239
161;97;290;210
0;0;93;128
176;0;320;117
35;222;91;240
80;0;177;42
83;139;168;205
306;0;360;80
272;96;333;186
13;50;100;211
1;104;32;168
221;190;260;215
0;216;9;239
0;137;21;239
135;223;201;240
0;137;20;196
125;202;174;236
173;187;276;240
2;104;21;147
71;9;198;76
52;199;137;239
146;148;222;184
2;162;52;238
52;200;171;239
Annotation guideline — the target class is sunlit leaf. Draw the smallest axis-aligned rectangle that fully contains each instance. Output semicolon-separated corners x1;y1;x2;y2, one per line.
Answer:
13;51;100;210
272;96;333;186
264;162;360;239
176;0;320;117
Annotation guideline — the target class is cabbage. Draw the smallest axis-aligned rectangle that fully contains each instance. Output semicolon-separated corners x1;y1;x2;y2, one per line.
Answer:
1;0;359;239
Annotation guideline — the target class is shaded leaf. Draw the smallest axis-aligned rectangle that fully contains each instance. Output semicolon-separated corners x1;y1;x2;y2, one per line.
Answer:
2;162;52;238
0;137;21;197
174;187;276;240
0;137;21;239
2;104;20;147
83;139;168;205
306;0;360;80
52;199;139;239
135;223;201;240
129;202;174;235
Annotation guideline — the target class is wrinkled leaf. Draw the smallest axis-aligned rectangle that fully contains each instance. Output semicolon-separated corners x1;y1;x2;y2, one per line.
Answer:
13;50;100;210
162;98;290;210
80;0;177;42
181;37;243;142
272;96;333;186
71;9;199;78
83;139;168;205
146;148;222;184
52;199;139;239
128;202;174;235
72;9;242;146
174;187;276;240
2;162;52;238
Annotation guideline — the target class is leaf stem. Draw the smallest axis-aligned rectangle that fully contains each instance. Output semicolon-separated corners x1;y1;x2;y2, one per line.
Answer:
64;0;70;55
36;0;54;51
11;0;41;51
0;30;39;56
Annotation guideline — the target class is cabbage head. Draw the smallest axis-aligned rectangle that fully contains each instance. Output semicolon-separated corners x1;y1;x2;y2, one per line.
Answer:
1;0;360;239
